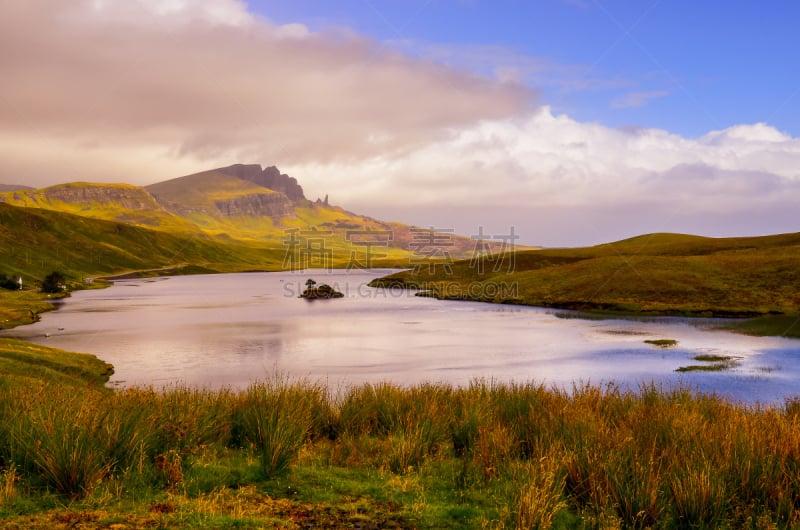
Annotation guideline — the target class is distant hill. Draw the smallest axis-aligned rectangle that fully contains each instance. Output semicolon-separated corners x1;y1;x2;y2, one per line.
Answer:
0;201;284;284
0;184;34;192
373;231;800;319
146;165;505;257
145;167;296;232
0;164;510;266
0;182;200;233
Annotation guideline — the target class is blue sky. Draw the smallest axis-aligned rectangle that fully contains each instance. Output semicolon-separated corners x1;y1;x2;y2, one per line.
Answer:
259;0;800;138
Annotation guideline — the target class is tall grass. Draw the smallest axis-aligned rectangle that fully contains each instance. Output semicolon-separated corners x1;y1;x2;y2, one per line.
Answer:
231;378;327;477
4;384;117;498
3;377;800;527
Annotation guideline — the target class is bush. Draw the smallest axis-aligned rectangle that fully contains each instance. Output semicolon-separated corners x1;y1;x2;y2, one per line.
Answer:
40;271;66;293
0;274;20;290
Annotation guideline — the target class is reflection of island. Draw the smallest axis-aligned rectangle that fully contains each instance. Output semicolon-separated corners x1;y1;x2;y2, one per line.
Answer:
300;279;344;300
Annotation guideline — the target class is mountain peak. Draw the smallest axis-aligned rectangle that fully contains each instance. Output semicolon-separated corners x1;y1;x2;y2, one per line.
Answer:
214;164;306;203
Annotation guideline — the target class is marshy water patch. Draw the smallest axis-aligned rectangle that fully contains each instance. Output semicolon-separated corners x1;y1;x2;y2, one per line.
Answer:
645;339;679;348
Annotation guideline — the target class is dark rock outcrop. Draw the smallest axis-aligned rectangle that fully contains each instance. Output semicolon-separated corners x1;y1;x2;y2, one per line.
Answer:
300;284;344;299
215;164;306;203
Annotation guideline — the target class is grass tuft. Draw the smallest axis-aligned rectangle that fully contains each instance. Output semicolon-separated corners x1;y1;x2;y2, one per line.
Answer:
644;339;678;348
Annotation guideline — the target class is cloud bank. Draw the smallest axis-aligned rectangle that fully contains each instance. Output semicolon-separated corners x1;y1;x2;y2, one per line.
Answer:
289;108;800;245
292;107;800;207
0;0;531;183
1;0;799;245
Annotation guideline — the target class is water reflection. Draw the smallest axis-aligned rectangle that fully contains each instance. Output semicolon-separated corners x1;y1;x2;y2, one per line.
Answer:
2;270;800;404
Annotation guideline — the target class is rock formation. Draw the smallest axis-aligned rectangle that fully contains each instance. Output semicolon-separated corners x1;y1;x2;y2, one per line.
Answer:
214;164;306;203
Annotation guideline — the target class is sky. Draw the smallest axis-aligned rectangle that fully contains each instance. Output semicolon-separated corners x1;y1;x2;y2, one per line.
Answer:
1;0;799;246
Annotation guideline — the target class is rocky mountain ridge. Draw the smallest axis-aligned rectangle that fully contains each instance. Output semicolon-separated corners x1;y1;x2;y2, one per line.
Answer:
0;165;305;224
144;165;300;222
0;164;512;259
214;164;306;203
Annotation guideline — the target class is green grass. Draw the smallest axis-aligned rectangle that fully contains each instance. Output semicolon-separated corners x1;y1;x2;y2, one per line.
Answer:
0;202;289;282
3;363;800;528
0;182;202;233
721;314;800;338
644;339;678;348
0;289;60;329
371;231;800;332
693;354;737;363
675;363;731;373
0;338;113;387
675;354;742;373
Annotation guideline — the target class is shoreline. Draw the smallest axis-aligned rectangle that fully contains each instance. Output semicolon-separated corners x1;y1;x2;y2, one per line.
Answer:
4;265;798;341
369;278;800;339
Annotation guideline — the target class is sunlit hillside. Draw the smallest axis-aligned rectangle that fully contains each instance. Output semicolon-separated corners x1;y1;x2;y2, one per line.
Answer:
373;231;800;321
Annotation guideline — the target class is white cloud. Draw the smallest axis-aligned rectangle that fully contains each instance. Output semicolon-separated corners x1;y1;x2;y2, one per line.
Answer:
288;107;800;238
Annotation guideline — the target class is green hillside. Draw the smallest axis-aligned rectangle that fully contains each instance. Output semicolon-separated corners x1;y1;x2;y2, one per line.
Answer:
0;338;113;388
371;231;800;328
145;169;283;210
0;202;290;327
0;202;284;280
1;166;512;272
145;167;496;259
0;182;201;233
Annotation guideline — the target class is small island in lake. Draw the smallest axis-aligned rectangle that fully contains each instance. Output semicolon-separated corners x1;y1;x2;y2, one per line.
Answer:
300;279;344;299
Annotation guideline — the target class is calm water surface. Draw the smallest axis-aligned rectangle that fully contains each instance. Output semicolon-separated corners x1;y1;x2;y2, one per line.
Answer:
4;270;800;404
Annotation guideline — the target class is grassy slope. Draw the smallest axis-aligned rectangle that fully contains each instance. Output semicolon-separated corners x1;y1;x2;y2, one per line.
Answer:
146;170;304;241
0;202;291;327
145;169;281;207
372;232;800;323
0;182;202;233
0;338;113;388
0;202;285;280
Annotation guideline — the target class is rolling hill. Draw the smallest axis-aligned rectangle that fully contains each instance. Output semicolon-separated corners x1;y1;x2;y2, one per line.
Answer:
0;164;504;261
371;232;800;320
0;200;295;328
0;201;284;283
0;182;200;233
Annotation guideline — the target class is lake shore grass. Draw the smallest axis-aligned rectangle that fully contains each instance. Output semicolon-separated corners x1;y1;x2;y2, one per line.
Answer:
371;231;800;338
3;354;800;528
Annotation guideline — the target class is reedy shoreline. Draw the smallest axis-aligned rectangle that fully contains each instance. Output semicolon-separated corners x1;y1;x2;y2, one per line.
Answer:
2;370;800;528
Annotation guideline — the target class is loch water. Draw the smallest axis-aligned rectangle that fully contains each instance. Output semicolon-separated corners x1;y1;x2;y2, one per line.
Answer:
4;270;800;404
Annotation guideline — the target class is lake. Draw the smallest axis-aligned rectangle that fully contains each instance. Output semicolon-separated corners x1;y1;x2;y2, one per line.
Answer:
3;270;800;404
